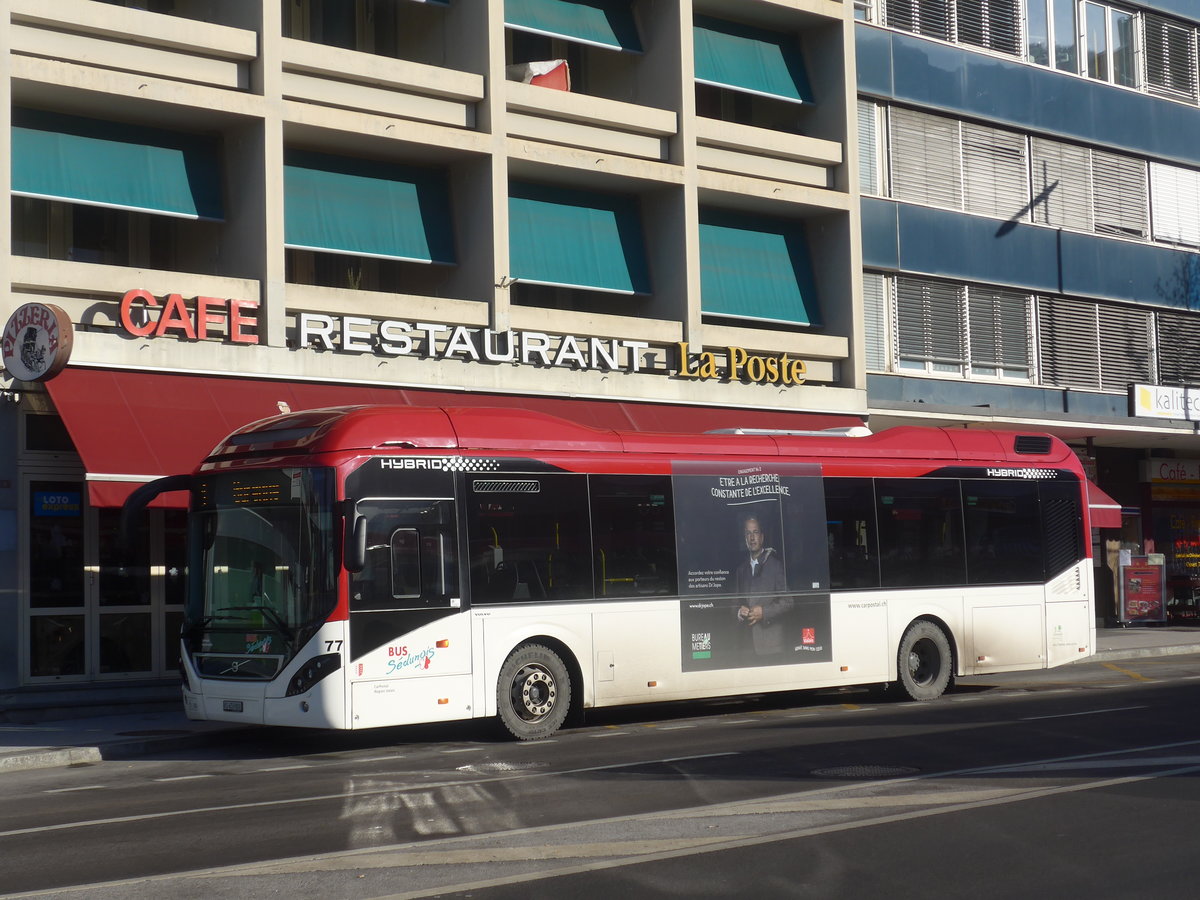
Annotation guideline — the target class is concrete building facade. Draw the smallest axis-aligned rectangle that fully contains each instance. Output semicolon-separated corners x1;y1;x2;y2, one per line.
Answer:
0;0;862;689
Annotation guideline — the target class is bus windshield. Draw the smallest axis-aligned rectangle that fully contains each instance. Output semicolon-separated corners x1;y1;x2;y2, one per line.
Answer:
186;468;337;679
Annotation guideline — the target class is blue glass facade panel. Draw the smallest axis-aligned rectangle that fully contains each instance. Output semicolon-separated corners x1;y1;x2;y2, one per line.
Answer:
863;199;1200;311
858;26;1200;168
860;199;899;270
1145;1;1200;26
868;374;1132;419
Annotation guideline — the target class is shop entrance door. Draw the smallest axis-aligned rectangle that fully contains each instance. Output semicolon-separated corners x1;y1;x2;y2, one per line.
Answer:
24;474;186;683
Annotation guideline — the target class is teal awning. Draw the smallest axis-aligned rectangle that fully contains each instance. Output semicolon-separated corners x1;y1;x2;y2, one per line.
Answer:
509;182;650;294
693;16;813;104
284;150;455;264
505;0;642;52
699;210;819;326
11;108;223;220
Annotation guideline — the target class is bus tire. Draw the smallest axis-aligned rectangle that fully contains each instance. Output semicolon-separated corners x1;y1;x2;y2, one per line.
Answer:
497;643;571;740
894;620;952;701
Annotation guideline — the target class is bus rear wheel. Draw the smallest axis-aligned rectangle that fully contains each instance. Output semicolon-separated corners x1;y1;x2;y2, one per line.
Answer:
894;621;952;701
497;644;571;740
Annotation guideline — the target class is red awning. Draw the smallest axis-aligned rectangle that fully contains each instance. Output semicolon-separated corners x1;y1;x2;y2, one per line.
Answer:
45;367;864;507
1087;480;1123;529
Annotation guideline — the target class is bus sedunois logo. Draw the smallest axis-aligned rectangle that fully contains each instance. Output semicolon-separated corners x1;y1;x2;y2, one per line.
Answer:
1;302;74;382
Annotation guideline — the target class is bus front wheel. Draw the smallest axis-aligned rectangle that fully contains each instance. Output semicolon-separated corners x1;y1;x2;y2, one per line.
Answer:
894;621;952;701
497;643;572;740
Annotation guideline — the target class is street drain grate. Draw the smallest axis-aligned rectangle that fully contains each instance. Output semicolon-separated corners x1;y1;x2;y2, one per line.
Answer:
811;765;920;779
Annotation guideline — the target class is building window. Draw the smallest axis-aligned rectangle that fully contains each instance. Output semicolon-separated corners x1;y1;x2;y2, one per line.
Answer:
889;107;963;211
883;0;953;43
1144;12;1199;103
692;16;814;135
968;287;1032;378
1150;163;1200;248
1083;3;1137;87
283;0;438;61
504;0;642;102
895;277;1032;379
1156;311;1200;385
11;197;187;270
858;100;882;196
878;101;1190;247
889;107;1029;222
1037;296;1153;391
896;277;967;374
956;0;1021;55
863;272;891;371
884;0;1020;56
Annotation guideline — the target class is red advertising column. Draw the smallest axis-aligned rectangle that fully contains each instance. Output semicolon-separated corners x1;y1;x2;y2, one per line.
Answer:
1119;555;1166;625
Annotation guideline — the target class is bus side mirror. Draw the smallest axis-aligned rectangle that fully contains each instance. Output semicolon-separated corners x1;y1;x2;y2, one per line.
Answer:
121;474;192;559
345;512;367;573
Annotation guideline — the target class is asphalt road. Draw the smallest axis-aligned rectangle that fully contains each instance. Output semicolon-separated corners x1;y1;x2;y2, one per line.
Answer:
3;654;1200;899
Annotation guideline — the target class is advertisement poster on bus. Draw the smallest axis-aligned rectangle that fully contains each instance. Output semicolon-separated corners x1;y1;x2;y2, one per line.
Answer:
1119;555;1166;624
672;461;832;671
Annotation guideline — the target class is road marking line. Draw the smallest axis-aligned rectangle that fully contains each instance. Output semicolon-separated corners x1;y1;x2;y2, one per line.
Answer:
152;775;213;782
1021;705;1146;721
1102;662;1154;682
43;785;106;794
255;765;311;772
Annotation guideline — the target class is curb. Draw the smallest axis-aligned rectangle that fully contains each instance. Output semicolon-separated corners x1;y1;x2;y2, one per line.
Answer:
0;728;248;775
1088;644;1200;663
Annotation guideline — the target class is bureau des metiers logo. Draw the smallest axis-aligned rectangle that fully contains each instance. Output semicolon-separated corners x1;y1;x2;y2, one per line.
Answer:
1;302;74;382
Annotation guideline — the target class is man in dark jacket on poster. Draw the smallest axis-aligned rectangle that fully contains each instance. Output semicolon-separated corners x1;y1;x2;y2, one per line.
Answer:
734;514;792;658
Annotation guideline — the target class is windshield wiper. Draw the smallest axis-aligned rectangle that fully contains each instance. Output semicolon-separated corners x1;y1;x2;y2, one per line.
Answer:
215;606;295;645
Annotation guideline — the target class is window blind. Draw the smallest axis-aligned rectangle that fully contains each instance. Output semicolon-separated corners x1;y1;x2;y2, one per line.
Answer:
1091;149;1148;239
896;277;965;368
1098;303;1153;392
863;271;890;371
1144;13;1198;103
968;287;1031;374
1150;162;1200;247
961;121;1029;220
1037;296;1100;389
890;107;963;211
1030;138;1093;232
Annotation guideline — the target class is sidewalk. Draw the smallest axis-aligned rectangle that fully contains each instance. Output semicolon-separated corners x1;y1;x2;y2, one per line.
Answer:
2;625;1199;776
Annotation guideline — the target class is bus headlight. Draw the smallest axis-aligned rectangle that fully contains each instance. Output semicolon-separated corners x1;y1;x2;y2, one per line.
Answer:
286;653;342;696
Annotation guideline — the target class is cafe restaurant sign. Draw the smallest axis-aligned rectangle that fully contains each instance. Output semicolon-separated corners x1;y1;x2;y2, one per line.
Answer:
116;290;811;387
297;314;808;387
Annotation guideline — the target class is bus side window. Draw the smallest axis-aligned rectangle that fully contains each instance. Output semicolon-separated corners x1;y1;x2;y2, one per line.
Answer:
351;500;457;611
589;475;676;598
962;481;1043;585
876;479;966;588
466;475;591;603
825;478;880;589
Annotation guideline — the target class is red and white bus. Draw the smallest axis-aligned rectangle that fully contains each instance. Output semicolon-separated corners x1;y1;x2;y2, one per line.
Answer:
132;405;1096;739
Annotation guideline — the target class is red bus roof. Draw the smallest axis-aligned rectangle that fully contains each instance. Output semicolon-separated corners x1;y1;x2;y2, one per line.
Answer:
205;405;1081;472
